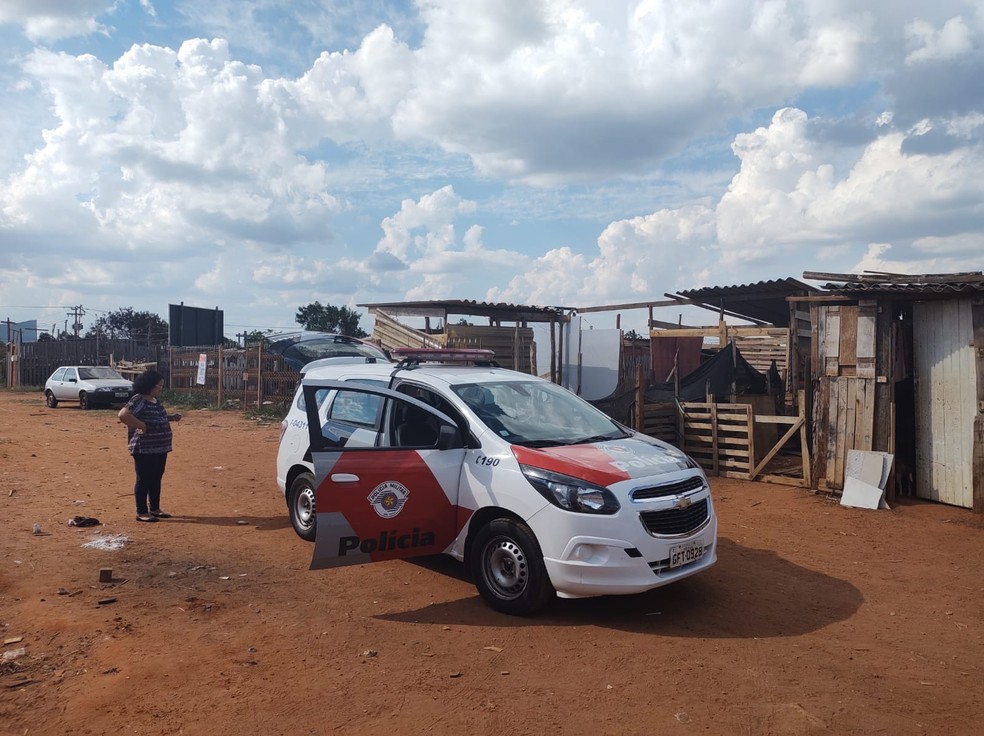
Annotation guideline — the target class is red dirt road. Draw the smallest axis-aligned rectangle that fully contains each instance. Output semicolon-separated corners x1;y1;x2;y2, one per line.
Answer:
1;390;982;735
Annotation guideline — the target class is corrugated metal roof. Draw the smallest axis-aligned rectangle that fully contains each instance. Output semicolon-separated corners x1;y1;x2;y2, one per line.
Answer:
803;271;984;298
358;299;566;323
668;278;820;326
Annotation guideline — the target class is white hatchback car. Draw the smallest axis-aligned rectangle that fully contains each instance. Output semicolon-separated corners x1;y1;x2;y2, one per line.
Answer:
276;349;717;615
43;366;134;409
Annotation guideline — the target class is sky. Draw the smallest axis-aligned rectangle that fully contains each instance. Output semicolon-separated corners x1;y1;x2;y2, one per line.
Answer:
0;0;982;340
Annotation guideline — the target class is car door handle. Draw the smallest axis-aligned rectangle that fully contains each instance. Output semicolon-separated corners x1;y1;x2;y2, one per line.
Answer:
330;473;360;483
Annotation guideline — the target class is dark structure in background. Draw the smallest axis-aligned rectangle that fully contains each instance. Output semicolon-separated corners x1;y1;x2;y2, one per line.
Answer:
168;303;224;347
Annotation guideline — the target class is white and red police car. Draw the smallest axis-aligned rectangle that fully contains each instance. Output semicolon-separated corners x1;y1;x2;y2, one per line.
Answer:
276;348;717;615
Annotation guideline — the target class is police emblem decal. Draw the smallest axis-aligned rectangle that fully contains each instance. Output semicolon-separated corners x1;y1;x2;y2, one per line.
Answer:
368;481;410;519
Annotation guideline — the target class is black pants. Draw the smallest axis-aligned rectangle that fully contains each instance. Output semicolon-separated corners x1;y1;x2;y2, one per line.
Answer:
133;453;168;515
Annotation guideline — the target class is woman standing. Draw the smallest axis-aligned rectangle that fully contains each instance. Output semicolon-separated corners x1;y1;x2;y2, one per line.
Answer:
118;370;181;523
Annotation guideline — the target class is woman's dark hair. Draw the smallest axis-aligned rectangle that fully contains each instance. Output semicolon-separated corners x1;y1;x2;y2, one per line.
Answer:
132;370;165;395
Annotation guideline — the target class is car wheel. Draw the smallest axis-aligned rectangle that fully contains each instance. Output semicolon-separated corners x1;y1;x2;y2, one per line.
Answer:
79;392;91;410
288;472;317;542
45;391;58;408
471;518;554;616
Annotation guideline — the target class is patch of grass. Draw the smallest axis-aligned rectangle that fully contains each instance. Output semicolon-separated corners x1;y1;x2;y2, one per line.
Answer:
246;401;289;422
161;389;214;410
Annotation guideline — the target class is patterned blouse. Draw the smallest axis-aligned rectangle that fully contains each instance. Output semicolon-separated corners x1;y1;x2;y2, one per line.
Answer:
124;395;173;455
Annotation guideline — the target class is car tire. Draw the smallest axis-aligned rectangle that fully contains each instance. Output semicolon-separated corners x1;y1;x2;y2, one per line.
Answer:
79;392;92;410
471;518;554;616
288;472;317;542
45;391;58;408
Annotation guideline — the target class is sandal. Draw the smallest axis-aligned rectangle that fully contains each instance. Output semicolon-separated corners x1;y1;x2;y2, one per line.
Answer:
150;510;172;518
136;514;159;523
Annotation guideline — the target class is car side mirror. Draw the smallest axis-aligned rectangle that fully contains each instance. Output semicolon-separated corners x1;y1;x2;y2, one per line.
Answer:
68;378;77;383
437;424;461;451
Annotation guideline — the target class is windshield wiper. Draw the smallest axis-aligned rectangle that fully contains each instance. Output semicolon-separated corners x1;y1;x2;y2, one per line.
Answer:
572;432;629;445
513;439;568;448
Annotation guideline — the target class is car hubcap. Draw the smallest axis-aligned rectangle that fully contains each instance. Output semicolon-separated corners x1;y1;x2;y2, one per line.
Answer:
485;539;527;600
296;487;315;528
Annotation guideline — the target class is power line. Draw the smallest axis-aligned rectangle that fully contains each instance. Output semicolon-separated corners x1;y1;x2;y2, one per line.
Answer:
0;305;73;309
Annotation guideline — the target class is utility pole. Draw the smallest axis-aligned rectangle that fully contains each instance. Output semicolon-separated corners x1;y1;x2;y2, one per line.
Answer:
67;305;86;337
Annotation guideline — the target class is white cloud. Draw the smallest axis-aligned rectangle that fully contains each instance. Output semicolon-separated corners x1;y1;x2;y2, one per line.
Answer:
0;0;111;41
2;39;343;260
852;242;980;276
905;16;973;64
390;0;882;183
1;1;982;334
490;104;984;308
372;186;476;262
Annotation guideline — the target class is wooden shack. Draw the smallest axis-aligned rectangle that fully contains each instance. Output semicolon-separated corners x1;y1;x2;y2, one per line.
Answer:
358;299;565;377
575;279;819;486
803;271;984;512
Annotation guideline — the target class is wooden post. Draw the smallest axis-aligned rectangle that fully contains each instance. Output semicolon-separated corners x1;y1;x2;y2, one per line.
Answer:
799;390;811;487
557;317;564;388
256;341;263;409
635;364;644;432
550;318;557;384
710;403;720;476
677;399;686;456
513;323;519;373
217;344;224;407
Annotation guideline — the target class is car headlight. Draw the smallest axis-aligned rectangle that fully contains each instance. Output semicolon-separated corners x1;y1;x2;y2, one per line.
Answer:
95;386;114;392
520;464;620;514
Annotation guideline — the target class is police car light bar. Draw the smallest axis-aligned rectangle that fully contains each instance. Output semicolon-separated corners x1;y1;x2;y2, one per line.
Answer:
390;348;495;363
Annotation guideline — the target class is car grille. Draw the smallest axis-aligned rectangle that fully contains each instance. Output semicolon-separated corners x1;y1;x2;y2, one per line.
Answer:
631;475;705;501
639;498;709;536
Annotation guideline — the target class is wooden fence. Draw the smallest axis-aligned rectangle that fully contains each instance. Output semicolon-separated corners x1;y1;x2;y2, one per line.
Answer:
167;344;299;410
4;338;161;388
634;382;811;487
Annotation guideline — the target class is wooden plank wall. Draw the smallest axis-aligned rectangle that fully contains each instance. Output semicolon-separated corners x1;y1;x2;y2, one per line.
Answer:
913;300;976;508
640;401;677;444
445;324;536;374
812;303;879;490
732;331;789;377
369;311;537;374
680;402;753;479
975;299;984;514
371;310;442;350
825;377;874;490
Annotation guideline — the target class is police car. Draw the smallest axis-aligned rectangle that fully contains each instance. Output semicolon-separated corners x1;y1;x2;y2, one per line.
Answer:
276;348;717;615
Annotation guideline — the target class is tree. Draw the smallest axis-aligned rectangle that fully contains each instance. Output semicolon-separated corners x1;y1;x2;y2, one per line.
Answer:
241;329;274;347
86;308;169;343
294;302;368;337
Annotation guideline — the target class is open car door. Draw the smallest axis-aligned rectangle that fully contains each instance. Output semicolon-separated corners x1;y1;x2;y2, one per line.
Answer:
302;379;468;570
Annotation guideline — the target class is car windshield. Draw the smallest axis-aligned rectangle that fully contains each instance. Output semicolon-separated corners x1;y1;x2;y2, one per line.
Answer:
78;367;125;380
272;335;387;363
453;380;629;447
289;340;385;361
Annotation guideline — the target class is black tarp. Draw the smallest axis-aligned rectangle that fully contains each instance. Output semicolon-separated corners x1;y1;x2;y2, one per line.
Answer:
646;342;768;402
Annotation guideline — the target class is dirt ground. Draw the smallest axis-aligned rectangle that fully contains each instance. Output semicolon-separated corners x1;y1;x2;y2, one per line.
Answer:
1;390;982;736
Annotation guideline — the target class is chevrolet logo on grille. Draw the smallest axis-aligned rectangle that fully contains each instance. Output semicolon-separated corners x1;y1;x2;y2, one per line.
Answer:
674;495;693;510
